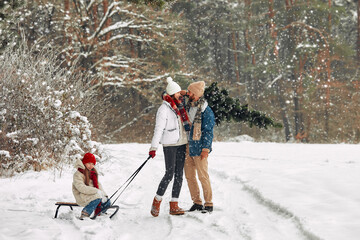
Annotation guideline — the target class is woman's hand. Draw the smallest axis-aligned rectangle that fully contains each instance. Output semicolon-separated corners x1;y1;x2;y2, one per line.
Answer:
179;90;188;96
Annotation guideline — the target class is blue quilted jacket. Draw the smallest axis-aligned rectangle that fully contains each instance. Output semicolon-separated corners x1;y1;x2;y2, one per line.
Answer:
188;106;215;157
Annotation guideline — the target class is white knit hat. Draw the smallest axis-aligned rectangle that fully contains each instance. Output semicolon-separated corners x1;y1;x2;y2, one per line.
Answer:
166;77;181;95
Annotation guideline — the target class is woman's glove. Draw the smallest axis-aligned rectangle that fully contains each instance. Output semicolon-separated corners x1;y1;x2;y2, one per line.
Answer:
149;150;156;158
179;90;188;96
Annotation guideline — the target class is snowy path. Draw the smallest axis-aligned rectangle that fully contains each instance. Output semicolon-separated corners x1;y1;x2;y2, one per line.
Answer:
1;142;360;240
100;144;311;240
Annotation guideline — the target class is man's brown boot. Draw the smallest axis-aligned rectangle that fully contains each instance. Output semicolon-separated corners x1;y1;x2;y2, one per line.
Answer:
169;202;185;215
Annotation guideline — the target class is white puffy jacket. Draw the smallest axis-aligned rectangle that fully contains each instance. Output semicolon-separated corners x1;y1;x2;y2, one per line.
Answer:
150;101;180;150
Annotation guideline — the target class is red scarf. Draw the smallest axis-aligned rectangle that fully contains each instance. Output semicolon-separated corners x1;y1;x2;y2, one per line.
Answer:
163;94;191;131
78;168;99;189
78;168;102;215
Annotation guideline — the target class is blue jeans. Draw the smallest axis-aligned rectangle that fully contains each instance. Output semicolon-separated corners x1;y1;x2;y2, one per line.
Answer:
82;198;111;215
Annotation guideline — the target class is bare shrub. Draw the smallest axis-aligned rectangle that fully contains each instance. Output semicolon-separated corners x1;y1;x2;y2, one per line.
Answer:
0;41;105;177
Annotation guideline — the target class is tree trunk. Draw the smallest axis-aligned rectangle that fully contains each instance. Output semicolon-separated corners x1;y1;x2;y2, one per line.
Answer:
231;32;240;83
325;0;332;139
284;0;307;141
129;28;136;58
64;0;72;64
324;49;331;139
244;0;258;105
236;32;243;84
328;0;332;35
357;0;360;66
268;0;278;57
213;28;222;76
269;0;291;141
293;88;305;141
92;3;99;62
103;0;111;49
276;81;292;141
284;0;293;10
93;4;98;34
137;35;142;58
227;34;233;81
243;29;250;102
102;0;111;78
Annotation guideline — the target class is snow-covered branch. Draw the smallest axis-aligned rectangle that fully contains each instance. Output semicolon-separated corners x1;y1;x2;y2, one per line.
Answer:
268;74;283;88
86;0;97;12
97;20;134;38
88;1;122;40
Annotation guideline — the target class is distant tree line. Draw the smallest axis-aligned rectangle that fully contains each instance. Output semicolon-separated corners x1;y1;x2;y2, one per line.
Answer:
0;0;359;151
172;0;360;143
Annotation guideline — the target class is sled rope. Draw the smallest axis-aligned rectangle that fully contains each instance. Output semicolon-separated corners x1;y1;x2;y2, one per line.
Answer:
92;156;151;219
110;156;151;205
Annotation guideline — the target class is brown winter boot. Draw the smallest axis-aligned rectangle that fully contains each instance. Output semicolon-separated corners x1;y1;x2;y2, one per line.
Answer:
151;197;162;217
169;202;185;215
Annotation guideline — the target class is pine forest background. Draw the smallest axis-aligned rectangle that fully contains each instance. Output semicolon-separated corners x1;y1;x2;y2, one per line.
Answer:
0;0;359;174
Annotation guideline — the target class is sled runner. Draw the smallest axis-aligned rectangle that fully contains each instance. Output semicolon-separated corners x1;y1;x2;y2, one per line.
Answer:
54;202;119;219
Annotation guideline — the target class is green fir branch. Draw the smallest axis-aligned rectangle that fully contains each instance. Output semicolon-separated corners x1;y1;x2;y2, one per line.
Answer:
204;82;282;129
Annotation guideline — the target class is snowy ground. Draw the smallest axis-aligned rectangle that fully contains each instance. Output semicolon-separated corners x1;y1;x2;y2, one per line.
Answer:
1;142;360;240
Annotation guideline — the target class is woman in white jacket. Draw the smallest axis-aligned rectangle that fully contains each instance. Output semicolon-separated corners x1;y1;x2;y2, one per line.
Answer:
148;77;190;217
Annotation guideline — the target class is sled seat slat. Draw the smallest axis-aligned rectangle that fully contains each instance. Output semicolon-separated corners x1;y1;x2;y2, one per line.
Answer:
54;202;80;218
55;202;79;206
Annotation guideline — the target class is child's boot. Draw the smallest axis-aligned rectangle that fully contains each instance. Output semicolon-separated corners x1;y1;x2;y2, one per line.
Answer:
79;211;90;220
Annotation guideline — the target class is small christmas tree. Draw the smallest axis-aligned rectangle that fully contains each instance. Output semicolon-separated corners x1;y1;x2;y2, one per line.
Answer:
204;82;282;129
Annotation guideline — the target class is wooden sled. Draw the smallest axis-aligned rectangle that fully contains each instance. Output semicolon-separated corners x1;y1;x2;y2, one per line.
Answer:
54;202;119;219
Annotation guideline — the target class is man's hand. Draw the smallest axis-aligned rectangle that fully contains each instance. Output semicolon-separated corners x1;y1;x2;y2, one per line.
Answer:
200;150;209;160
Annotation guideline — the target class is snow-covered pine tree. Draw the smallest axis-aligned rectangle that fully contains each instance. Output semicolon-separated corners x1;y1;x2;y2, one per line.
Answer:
204;82;282;129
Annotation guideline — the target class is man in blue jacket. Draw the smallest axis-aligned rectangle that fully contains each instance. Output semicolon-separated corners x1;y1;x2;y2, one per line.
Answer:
183;81;215;213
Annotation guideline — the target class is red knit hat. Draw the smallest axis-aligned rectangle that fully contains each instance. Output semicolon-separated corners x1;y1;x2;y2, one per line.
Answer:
82;153;96;165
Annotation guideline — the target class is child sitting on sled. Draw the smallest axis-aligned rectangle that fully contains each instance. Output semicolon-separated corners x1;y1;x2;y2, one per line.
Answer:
72;153;110;220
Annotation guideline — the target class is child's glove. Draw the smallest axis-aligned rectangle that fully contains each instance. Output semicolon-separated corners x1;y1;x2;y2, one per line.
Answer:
97;190;107;202
101;196;108;203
